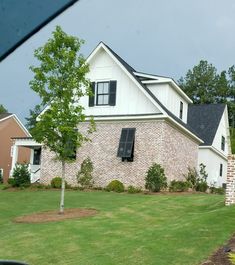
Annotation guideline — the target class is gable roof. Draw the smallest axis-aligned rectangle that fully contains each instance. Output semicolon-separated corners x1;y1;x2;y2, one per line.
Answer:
0;113;31;137
0;113;13;120
99;42;201;142
187;104;226;146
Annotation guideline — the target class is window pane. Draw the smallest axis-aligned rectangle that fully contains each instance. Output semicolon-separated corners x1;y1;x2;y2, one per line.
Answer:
97;95;104;105
103;82;109;93
103;95;109;104
97;83;103;94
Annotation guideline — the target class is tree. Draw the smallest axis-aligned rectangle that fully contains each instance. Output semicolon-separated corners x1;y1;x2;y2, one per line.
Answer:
0;104;7;114
179;60;235;127
29;26;95;213
178;60;219;104
25;104;42;134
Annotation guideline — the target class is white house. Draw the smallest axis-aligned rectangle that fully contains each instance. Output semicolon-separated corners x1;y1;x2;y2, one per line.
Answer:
11;42;231;188
188;104;231;187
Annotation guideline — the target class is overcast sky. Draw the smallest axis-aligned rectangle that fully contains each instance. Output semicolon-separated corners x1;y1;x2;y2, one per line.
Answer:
1;0;235;123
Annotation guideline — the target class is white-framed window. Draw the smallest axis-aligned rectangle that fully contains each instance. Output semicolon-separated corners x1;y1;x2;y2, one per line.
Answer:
221;136;225;151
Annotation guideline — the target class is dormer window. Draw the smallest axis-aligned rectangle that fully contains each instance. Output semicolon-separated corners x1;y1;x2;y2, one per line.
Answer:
221;136;225;151
180;101;183;119
89;81;117;107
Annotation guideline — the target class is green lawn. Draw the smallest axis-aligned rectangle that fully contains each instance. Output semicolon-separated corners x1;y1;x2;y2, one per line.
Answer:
0;190;235;265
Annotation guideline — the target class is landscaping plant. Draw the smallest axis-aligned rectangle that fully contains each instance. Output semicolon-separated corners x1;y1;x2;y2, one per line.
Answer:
145;163;167;192
11;163;31;187
77;157;94;188
106;180;125;193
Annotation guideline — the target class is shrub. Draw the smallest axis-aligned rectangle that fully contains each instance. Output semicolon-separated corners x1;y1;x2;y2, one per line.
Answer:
184;164;208;192
145;163;167;192
169;180;189;192
11;163;31;187
51;177;69;189
77;157;94;188
196;181;208;192
210;187;225;195
184;167;199;190
0;170;3;183
106;180;125;193
127;185;142;194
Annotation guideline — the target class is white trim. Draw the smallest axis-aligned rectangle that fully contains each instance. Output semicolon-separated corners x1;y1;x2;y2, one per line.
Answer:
133;72;160;80
0;114;14;122
199;146;228;160
85;114;167;121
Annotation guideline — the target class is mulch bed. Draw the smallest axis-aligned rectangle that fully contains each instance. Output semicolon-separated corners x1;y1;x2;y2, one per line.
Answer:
201;234;235;265
14;208;98;223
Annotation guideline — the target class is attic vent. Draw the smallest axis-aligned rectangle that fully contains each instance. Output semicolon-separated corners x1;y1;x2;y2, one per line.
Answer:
117;128;136;162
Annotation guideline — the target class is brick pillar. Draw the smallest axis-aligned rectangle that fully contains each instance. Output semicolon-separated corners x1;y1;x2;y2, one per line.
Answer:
225;155;235;206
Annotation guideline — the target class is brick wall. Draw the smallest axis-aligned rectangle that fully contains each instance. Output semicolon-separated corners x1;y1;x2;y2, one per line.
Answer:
225;155;235;205
40;119;199;188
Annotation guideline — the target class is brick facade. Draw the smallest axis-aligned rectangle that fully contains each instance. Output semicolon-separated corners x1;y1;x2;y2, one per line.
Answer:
40;119;199;188
225;155;235;206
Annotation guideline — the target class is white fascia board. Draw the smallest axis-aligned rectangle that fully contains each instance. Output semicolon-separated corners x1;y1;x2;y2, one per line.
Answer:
199;145;228;160
86;43;168;117
133;72;160;80
85;114;167;121
14;138;41;147
166;116;203;144
0;114;14;123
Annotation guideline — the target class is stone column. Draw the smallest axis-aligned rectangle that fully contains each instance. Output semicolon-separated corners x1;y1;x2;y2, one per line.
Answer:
225;155;235;206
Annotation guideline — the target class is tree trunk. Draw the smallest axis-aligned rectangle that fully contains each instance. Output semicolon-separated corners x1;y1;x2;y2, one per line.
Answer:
59;160;65;214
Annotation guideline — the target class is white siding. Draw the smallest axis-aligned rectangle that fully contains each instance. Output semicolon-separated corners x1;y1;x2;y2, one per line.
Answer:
198;148;227;187
147;83;188;123
79;48;160;116
212;109;230;156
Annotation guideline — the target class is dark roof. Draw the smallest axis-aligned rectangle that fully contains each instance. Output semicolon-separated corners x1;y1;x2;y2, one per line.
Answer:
102;42;201;140
187;104;226;146
0;0;78;61
0;113;13;120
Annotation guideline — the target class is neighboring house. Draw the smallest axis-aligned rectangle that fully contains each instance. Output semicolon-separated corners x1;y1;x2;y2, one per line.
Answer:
11;42;231;188
0;113;31;182
188;104;231;187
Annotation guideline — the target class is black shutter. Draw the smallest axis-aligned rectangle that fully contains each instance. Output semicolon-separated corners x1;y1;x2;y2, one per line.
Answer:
109;80;117;106
117;128;136;158
89;82;95;107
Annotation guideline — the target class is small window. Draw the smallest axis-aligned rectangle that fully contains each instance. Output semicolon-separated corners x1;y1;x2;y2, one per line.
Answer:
89;81;117;107
221;136;225;151
219;163;223;177
96;82;110;105
117;128;136;162
180;101;183;119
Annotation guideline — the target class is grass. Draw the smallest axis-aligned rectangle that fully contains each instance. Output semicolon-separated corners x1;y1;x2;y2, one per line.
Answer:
0;190;235;265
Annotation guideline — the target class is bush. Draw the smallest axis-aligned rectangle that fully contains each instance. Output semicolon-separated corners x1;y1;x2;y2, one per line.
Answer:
196;181;208;192
11;163;31;187
0;170;3;183
210;187;225;195
77;157;94;188
106;180;125;193
51;177;69;189
184;164;208;192
169;180;189;192
127;185;142;194
145;163;167;192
